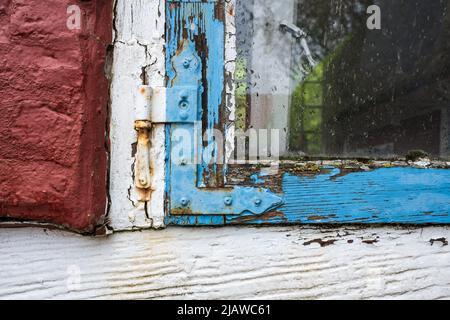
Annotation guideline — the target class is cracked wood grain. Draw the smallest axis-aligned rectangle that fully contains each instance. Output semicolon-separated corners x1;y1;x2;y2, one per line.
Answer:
2;226;450;299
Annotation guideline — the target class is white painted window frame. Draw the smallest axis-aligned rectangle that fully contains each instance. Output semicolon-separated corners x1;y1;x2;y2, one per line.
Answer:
109;0;166;230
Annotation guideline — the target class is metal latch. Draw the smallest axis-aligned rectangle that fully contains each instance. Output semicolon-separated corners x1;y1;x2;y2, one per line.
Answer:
147;86;199;124
134;85;152;200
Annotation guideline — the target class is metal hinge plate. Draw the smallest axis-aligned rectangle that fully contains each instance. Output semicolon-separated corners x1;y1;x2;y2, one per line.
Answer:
150;86;199;124
146;34;284;217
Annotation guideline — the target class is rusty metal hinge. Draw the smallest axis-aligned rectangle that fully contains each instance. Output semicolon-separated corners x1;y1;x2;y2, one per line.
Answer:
134;85;152;201
133;84;199;201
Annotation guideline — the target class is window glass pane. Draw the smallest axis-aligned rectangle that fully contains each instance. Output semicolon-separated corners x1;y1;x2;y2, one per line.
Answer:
235;0;450;159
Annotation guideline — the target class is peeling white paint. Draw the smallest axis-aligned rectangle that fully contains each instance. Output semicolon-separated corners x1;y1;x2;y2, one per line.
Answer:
224;0;237;169
2;226;450;299
109;0;166;230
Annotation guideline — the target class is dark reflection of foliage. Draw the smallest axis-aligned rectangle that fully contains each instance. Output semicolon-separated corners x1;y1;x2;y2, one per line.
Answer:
322;0;450;157
295;0;370;58
234;0;450;158
290;0;450;158
290;0;370;154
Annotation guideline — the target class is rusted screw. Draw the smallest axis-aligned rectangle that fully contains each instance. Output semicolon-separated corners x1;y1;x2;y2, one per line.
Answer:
224;196;233;206
139;177;148;187
180;197;190;207
183;59;191;69
254;198;262;207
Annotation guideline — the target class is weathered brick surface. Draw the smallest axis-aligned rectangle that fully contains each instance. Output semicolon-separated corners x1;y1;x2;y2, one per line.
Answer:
0;0;112;232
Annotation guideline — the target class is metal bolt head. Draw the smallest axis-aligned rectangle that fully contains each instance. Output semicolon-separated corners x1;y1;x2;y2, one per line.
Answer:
224;196;233;206
179;100;189;110
139;177;148;187
180;197;190;207
183;59;191;69
254;198;262;207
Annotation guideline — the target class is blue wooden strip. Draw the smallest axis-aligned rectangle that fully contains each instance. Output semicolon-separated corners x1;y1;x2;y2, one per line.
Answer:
166;1;225;188
167;167;450;225
165;215;225;226
279;167;450;224
165;1;282;217
194;2;225;187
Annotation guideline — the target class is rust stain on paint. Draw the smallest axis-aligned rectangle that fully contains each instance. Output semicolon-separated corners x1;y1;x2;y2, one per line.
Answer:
307;214;337;221
230;211;287;223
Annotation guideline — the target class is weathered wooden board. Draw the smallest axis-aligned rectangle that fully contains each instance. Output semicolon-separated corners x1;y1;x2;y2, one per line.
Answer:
1;226;450;299
280;167;450;224
167;161;450;225
166;0;227;189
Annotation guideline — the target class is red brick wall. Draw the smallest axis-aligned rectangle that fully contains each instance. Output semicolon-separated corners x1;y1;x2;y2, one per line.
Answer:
0;0;112;232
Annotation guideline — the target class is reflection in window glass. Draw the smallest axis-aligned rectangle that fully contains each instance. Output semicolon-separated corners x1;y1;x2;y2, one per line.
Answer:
235;0;450;159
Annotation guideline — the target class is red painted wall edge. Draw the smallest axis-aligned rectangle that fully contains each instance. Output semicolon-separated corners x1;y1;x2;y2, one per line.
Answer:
0;0;112;232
